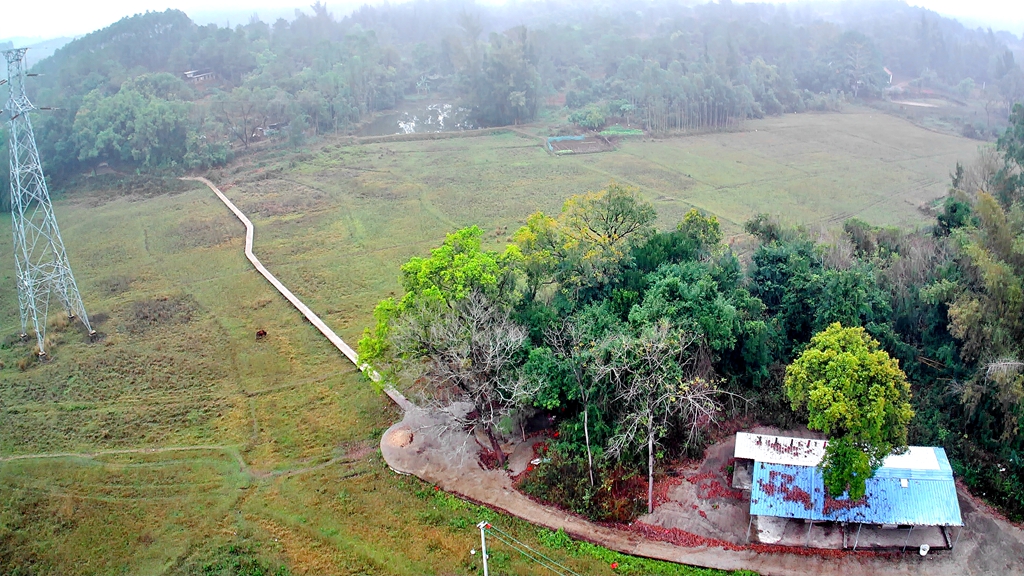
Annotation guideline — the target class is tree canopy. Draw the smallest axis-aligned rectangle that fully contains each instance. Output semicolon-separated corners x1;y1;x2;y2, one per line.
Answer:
785;323;915;499
6;0;1021;202
514;182;655;299
358;225;518;369
361;137;1024;521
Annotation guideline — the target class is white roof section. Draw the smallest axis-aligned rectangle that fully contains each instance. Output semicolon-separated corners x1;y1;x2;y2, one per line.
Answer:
880;446;939;471
734;432;941;471
735;432;826;466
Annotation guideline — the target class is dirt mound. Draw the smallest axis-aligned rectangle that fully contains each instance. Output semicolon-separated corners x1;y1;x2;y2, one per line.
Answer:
385;428;414;448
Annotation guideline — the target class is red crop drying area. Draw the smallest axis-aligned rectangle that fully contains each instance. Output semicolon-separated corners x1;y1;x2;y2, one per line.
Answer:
758;470;813;510
627;522;743;550
652;474;683;507
685;461;745;502
823;495;869;515
752;435;822;459
783;485;813;510
626;523;886;559
685;470;716;484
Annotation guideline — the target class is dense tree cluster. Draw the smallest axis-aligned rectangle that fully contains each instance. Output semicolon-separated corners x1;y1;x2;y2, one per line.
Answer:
363;107;1024;521
2;0;1021;202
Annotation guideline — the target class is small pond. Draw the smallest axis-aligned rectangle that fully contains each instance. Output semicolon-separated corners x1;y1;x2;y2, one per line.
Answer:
358;102;475;136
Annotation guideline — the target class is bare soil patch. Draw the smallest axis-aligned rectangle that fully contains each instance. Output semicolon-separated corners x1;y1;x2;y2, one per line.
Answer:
126;294;199;335
173;216;235;249
550;136;615;154
385;428;414;448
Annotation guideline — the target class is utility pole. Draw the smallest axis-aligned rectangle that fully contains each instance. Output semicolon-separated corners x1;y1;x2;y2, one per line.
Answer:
3;48;94;357
477;521;490;576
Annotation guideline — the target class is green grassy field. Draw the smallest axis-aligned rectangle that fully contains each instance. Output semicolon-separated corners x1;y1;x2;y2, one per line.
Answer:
0;108;981;574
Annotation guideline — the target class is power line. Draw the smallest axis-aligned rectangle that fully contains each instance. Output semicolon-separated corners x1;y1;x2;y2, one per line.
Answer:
487;530;573;576
477;521;585;576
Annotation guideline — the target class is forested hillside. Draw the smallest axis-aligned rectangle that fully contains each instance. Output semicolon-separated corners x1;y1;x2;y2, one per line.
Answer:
0;0;1022;207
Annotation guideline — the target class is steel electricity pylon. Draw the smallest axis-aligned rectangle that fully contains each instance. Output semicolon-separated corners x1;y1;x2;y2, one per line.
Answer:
3;48;94;357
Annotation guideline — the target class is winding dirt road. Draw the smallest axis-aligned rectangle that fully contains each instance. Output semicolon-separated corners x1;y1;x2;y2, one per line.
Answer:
380;408;1024;576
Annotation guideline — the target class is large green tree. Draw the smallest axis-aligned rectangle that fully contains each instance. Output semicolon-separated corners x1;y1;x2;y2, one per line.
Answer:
995;102;1024;204
358;227;527;465
470;26;539;126
358;225;519;369
785;323;915;499
72;74;195;168
514;182;656;300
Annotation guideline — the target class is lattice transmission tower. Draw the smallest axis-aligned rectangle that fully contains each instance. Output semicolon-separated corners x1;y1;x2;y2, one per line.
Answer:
3;48;94;357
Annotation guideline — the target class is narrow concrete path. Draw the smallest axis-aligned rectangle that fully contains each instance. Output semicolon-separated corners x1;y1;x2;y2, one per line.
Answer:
182;177;411;409
182;178;364;370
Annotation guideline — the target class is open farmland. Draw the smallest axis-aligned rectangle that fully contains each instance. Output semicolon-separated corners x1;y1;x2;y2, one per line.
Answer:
0;108;982;575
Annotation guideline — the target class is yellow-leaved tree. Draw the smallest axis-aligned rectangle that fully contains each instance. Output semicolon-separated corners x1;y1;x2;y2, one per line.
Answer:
784;323;914;499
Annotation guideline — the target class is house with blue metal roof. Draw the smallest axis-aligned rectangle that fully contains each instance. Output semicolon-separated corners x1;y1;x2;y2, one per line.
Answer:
733;432;964;552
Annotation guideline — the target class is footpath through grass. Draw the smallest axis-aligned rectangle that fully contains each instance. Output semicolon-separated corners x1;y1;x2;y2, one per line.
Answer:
0;108;978;574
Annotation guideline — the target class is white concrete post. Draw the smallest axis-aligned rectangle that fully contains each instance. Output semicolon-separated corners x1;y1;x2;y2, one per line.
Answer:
477;521;489;576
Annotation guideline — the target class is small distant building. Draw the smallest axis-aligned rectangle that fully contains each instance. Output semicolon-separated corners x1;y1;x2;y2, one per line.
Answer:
183;69;215;83
732;432;964;553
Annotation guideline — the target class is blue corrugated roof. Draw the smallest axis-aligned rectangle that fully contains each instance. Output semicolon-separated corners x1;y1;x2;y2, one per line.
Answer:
749;447;963;526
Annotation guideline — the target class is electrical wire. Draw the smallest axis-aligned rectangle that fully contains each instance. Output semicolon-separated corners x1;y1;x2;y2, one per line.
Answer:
486;530;571;576
484;523;585;576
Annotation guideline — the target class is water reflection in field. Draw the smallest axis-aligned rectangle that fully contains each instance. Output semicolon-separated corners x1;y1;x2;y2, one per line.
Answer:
359;103;474;136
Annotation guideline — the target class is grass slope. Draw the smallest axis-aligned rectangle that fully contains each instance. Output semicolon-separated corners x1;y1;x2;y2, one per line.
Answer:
0;108;979;575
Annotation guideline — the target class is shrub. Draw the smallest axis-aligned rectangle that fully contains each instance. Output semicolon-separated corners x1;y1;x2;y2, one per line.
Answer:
519;449;645;522
568;107;605;130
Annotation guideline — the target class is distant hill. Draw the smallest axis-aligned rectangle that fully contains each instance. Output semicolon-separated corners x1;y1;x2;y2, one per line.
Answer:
24;37;75;68
5;0;1021;191
0;36;44;48
0;36;77;67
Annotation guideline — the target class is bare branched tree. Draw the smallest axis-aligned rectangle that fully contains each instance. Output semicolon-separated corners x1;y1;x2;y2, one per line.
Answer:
962;357;1024;442
390;291;535;466
812;224;856;271
956;146;1002;196
545;317;603;486
594;322;724;513
985;358;1024;378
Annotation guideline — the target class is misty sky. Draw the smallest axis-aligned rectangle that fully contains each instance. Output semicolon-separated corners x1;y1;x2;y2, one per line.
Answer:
2;0;1022;43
